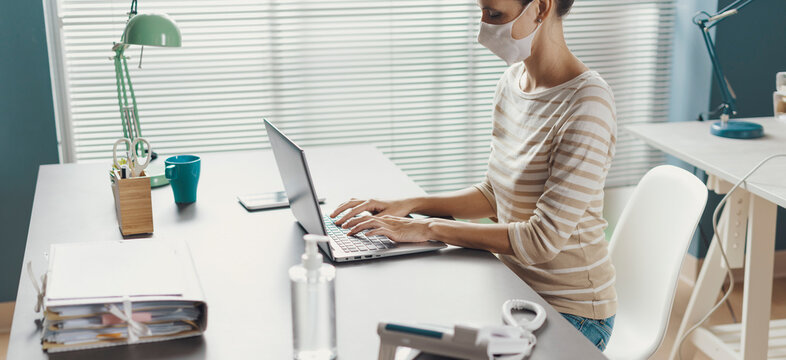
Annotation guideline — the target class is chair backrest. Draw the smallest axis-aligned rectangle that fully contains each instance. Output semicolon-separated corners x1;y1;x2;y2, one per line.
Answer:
605;165;707;358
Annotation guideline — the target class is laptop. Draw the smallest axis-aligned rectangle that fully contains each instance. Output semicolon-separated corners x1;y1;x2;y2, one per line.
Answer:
264;119;446;262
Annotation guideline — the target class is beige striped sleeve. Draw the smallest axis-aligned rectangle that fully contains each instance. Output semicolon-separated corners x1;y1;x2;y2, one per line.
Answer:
473;175;497;214
507;98;616;266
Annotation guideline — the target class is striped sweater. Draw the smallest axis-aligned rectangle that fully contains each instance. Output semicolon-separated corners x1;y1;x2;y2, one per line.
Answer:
474;63;617;319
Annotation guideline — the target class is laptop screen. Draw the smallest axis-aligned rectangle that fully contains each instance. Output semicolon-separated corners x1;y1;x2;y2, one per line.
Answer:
264;119;327;237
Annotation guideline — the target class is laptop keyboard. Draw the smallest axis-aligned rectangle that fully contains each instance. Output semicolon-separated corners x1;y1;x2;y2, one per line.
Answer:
323;215;397;253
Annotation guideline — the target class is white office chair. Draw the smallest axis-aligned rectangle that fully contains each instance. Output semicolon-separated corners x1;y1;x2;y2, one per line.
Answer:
603;165;708;360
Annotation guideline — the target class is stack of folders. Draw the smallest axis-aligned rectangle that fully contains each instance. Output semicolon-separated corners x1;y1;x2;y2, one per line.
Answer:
36;239;207;352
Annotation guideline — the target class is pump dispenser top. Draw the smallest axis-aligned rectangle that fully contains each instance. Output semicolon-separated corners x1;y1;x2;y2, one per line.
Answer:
302;234;329;272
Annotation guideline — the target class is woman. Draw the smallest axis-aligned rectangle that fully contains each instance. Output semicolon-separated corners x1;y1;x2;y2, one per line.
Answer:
331;0;616;351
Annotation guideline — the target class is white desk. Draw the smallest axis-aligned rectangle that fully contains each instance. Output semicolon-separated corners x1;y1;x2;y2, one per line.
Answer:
7;145;605;360
626;118;786;360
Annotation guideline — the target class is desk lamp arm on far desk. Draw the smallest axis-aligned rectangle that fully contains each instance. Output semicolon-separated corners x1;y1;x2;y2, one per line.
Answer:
693;0;764;139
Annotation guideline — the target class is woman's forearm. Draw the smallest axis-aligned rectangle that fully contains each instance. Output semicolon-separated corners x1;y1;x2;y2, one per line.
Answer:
427;218;513;255
408;187;496;219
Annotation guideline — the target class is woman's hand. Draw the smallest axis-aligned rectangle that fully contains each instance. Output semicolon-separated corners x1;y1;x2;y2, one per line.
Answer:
344;215;433;243
330;198;417;226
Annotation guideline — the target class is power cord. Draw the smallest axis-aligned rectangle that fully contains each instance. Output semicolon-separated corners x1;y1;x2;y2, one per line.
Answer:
694;166;737;322
677;153;786;360
697;224;737;323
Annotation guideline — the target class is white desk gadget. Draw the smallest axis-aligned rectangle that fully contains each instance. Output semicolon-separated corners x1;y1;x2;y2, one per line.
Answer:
377;300;546;360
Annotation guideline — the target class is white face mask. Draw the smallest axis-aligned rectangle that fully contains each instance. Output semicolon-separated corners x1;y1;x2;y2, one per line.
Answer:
477;1;541;65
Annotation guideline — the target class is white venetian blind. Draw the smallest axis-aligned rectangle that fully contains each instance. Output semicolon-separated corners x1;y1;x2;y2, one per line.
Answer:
51;0;673;192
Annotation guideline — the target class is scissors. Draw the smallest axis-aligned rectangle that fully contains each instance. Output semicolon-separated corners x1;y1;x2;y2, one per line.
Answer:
113;137;152;177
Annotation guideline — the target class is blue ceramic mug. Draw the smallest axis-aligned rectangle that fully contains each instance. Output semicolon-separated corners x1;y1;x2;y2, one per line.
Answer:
165;155;201;203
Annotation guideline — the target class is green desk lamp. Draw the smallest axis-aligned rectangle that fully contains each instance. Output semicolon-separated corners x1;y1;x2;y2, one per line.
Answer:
112;0;181;186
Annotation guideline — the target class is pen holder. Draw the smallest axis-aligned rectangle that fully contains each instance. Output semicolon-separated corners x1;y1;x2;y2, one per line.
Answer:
111;173;154;236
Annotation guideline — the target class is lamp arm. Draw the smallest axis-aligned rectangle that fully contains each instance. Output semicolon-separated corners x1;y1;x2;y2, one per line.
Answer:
698;24;736;118
121;55;143;138
693;0;757;120
119;0;138;43
710;0;755;27
114;48;131;138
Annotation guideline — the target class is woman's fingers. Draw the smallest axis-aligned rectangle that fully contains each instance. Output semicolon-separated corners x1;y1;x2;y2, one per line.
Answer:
346;217;387;236
343;212;406;229
375;209;408;217
334;200;372;225
366;227;394;240
330;199;363;218
342;214;372;229
345;215;428;243
375;210;390;217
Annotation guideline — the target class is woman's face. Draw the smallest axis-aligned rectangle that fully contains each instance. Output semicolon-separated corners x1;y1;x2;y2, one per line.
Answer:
477;0;540;40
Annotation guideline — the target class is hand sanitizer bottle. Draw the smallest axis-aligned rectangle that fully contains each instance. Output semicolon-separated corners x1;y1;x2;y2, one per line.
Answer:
290;234;337;359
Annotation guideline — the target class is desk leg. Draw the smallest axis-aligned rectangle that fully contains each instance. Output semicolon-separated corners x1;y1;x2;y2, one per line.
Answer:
669;231;729;360
740;194;777;359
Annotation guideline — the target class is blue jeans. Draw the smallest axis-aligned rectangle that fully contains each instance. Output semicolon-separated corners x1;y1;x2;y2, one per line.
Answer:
561;313;615;351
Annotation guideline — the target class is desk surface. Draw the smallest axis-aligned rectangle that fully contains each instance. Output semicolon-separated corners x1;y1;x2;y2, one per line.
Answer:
625;118;786;208
8;145;605;360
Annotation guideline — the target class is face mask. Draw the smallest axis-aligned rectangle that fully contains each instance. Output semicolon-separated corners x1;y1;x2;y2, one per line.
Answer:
477;1;541;65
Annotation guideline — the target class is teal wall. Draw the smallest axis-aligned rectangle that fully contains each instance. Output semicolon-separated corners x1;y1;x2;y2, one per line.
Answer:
676;0;786;257
711;0;786;119
0;1;59;301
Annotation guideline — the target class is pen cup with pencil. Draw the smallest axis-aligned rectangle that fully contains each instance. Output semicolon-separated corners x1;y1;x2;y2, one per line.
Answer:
110;137;154;236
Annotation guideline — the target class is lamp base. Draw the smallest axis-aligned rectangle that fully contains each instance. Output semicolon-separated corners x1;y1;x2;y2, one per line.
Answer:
146;159;170;188
710;120;764;139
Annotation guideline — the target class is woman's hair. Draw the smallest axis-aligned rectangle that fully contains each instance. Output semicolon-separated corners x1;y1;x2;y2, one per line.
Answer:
522;0;574;18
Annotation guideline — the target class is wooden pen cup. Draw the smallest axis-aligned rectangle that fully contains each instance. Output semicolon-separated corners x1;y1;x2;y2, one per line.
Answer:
111;173;154;236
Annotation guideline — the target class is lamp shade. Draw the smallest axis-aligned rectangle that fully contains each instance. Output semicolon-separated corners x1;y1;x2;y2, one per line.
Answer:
122;13;181;47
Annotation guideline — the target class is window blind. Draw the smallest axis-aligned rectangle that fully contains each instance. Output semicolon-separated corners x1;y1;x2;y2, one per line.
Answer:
48;0;674;192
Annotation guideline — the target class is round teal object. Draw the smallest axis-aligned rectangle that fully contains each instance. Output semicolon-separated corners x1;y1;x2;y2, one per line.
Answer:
122;13;182;47
710;120;764;139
